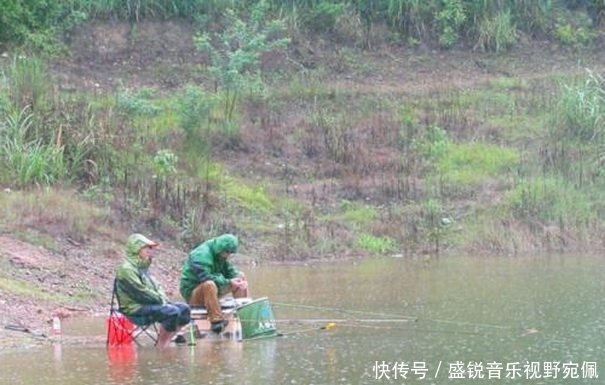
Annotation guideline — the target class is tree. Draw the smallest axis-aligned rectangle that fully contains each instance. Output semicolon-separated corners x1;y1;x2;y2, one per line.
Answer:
194;1;291;123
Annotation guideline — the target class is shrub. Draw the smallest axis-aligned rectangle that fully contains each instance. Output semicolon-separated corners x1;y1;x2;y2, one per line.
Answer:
474;10;517;53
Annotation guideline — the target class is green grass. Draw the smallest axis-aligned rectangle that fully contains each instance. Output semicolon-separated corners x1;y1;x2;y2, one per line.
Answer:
356;233;397;254
0;275;73;303
437;142;520;185
337;201;378;225
198;163;275;216
505;176;596;226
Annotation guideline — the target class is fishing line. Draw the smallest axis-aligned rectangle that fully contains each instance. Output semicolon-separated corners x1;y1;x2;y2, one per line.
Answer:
272;301;418;320
271;301;523;331
421;318;513;330
271;318;417;324
334;322;496;336
276;321;490;337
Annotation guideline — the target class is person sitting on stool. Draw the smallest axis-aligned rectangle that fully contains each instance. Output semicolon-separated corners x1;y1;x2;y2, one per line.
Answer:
116;233;191;348
179;233;249;333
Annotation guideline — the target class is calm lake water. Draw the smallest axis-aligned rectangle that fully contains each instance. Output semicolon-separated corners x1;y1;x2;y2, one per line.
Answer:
1;254;604;385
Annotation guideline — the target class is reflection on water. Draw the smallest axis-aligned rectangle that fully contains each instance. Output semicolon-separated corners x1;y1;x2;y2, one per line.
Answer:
107;345;137;383
1;254;604;384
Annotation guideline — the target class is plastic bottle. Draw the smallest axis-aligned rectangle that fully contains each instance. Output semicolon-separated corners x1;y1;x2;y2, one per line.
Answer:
51;314;62;336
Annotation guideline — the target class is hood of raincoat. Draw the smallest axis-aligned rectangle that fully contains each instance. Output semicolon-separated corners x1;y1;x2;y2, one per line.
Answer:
209;233;238;255
125;233;158;269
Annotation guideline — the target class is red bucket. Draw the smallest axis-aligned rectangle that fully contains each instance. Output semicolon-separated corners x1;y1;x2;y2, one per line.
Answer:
107;313;135;346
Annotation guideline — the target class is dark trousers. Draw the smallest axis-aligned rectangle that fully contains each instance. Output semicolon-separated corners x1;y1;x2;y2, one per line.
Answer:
131;302;191;332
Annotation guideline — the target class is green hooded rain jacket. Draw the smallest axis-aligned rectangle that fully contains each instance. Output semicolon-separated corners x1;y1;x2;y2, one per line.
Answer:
179;234;239;302
115;234;168;315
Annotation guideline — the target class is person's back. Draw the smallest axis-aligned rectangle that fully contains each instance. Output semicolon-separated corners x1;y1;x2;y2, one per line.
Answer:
179;236;239;300
179;234;248;333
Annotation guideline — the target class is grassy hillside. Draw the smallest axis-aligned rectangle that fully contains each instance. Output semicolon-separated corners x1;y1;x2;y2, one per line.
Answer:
1;2;605;261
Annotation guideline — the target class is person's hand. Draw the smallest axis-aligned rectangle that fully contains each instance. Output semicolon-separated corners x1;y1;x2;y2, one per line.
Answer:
231;277;247;290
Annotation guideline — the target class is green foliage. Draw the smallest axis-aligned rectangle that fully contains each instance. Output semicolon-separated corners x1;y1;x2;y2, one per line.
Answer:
417;125;450;162
2;55;51;113
194;1;290;122
357;233;397;254
552;70;605;143
1;0;605;259
437;142;520;185
152;149;178;178
301;1;346;34
2;0;603;57
385;0;435;39
552;6;595;48
222;175;274;216
474;10;517;52
0;107;68;187
177;84;220;150
508;0;554;35
0;0;87;54
309;109;354;163
399;123;451;176
82;0;227;21
116;86;162;117
436;0;466;49
0;0;27;47
506;176;595;226
554;23;595;48
339;200;378;225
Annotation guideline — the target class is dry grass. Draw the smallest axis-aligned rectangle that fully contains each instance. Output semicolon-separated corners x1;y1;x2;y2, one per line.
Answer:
0;188;118;247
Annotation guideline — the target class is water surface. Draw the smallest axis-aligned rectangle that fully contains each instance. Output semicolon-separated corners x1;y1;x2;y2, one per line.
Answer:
1;254;603;384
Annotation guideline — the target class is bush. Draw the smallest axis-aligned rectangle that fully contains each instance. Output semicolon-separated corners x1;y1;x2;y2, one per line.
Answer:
474;10;518;53
301;1;346;35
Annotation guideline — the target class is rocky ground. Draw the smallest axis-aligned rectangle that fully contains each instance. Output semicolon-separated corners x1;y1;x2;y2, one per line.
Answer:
0;234;184;350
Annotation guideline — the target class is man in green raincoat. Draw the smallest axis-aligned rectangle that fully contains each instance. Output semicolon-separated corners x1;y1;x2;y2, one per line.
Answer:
116;233;191;348
179;233;249;333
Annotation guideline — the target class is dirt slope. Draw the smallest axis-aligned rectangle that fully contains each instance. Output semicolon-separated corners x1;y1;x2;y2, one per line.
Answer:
0;234;188;349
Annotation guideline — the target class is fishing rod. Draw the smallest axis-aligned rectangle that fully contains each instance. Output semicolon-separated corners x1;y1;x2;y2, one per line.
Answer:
271;318;418;324
271;301;419;321
422;318;513;330
271;301;530;332
275;320;494;337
